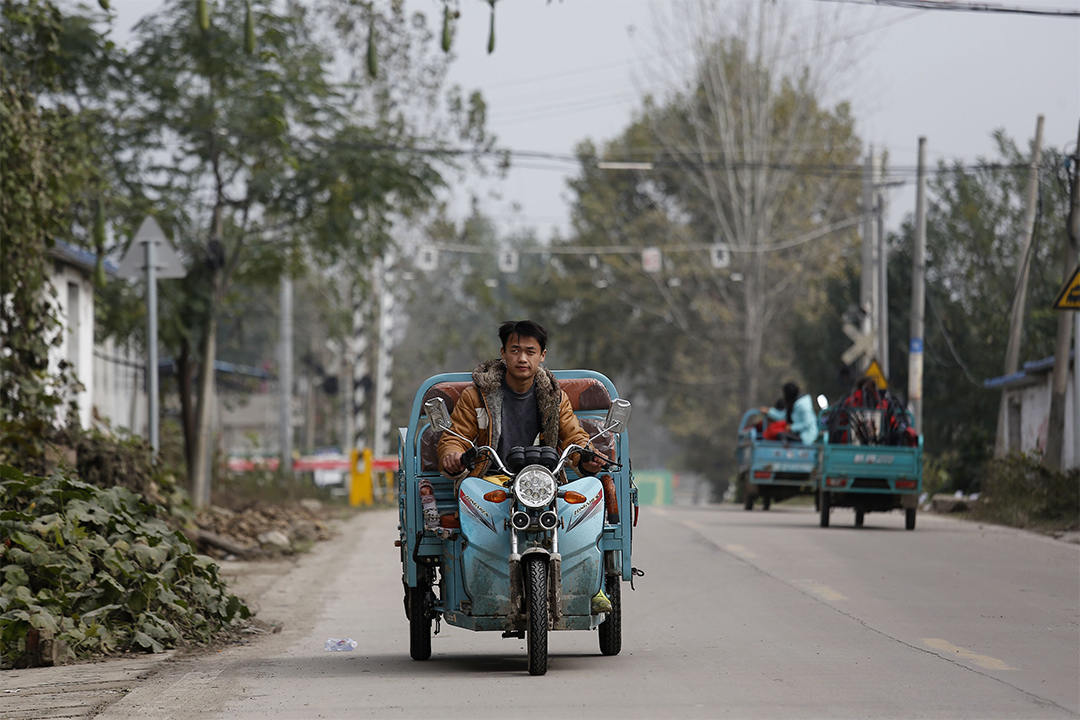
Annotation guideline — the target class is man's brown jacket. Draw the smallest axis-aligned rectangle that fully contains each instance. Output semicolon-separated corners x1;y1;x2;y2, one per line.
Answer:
437;359;591;481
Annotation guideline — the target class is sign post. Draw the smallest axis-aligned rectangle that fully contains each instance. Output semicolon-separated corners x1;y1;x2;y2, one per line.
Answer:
118;217;185;457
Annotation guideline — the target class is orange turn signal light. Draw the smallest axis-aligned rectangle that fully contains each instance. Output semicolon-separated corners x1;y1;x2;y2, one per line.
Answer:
563;491;587;504
483;489;508;503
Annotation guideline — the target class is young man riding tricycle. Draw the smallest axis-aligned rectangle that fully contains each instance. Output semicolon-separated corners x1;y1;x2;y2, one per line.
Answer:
396;321;639;675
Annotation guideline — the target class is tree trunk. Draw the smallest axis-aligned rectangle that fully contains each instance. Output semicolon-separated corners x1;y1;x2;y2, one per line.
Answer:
177;340;196;482
191;312;217;508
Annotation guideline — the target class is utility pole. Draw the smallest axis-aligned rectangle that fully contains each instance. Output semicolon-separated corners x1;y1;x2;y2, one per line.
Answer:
373;256;396;459
1047;120;1080;471
908;137;927;434
279;275;293;475
875;156;889;379
995;115;1045;457
860;149;877;373
352;281;371;454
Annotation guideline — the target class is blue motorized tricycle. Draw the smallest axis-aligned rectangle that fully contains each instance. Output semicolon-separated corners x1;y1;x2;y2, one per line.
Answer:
814;404;923;530
735;409;821;510
396;371;638;675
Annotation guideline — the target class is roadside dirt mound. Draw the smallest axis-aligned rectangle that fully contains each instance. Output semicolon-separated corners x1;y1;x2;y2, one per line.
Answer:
190;500;335;559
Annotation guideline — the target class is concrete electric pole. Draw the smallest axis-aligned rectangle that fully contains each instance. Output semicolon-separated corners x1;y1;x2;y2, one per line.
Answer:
995;115;1045;457
908;138;928;434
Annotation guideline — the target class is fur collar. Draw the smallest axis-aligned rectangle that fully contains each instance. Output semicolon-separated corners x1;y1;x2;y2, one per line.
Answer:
472;358;561;450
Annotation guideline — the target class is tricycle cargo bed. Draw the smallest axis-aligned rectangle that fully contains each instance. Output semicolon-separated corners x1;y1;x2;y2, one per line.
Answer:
743;444;818;484
819;442;922;493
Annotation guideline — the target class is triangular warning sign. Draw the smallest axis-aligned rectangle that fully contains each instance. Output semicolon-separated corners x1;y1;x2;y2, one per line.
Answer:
862;359;888;390
1052;264;1080;310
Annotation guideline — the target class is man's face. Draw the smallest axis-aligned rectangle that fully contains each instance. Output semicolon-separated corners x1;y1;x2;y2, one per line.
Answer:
501;333;546;388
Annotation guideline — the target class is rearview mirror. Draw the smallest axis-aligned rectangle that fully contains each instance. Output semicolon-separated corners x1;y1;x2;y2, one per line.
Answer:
424;397;453;432
603;398;632;435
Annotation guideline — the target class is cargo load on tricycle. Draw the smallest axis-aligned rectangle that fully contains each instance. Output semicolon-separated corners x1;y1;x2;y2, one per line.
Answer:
396;370;638;675
814;379;923;530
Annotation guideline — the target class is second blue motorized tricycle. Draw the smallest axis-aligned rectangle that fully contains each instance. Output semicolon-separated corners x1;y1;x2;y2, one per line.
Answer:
735;409;820;511
396;371;638;675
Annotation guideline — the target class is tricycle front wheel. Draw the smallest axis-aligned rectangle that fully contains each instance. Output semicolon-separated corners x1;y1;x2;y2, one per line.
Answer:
598;574;621;656
526;556;548;676
409;585;432;661
905;508;916;531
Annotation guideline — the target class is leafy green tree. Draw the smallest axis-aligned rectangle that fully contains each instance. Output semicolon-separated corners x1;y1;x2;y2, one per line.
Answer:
0;0;117;468
104;0;486;501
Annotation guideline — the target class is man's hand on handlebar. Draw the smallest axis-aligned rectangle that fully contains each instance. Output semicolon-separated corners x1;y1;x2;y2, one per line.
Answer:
443;451;464;475
579;449;610;475
443;448;478;475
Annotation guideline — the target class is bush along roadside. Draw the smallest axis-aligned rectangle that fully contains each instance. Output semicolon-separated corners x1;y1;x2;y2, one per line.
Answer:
0;465;249;669
971;452;1080;534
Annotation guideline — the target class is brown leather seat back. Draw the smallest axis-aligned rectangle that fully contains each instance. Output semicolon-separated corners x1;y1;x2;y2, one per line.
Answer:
558;377;611;411
421;381;473;417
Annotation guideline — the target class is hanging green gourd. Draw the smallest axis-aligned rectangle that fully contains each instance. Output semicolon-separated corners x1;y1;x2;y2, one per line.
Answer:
92;201;107;287
196;0;209;31
487;0;496;54
441;3;452;53
244;1;255;54
98;0;110;11
367;14;378;78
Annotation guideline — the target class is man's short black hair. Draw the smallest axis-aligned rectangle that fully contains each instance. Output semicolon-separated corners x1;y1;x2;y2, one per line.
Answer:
499;320;548;352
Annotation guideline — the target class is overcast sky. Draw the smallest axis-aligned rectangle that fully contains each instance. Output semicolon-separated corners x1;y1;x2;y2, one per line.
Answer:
112;0;1080;238
440;0;1079;238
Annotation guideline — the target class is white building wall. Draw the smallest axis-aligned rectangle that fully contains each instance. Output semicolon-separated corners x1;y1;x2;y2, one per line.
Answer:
1007;370;1076;470
49;264;95;430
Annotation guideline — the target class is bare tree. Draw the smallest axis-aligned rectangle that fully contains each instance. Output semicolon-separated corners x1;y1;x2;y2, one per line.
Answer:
643;0;864;409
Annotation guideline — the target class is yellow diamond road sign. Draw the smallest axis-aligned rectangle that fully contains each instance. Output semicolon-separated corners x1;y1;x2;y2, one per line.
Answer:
1053;264;1080;310
862;359;888;390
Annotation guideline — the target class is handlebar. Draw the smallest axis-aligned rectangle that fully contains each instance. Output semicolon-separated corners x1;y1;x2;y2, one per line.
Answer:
458;443;618;478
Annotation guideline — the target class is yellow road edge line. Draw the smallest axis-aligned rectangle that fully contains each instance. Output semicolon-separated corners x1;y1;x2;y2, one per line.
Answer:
793;579;848;601
723;543;759;558
921;638;1017;670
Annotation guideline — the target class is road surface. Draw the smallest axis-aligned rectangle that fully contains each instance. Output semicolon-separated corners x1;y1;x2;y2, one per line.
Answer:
91;503;1078;719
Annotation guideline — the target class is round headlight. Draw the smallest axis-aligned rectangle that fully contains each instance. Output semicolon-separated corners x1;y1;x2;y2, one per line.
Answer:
514;465;557;508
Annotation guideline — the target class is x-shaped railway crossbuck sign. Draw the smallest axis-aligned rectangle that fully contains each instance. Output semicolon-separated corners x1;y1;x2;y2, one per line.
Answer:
841;322;876;366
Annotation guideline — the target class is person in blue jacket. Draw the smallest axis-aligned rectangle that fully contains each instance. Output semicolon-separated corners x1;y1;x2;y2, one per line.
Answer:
760;382;819;445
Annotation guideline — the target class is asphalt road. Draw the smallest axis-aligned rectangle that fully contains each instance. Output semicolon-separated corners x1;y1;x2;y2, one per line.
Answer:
90;503;1079;720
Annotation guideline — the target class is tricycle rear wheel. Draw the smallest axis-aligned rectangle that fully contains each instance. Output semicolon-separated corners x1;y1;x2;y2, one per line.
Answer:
854;508;864;528
526;556;548;675
409;585;432;661
598;574;621;656
819;491;831;528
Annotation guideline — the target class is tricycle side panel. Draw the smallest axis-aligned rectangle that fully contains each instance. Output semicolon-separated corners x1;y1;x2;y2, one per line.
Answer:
555;476;605;617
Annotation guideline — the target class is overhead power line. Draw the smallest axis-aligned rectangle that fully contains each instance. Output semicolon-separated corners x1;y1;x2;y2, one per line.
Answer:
818;0;1080;16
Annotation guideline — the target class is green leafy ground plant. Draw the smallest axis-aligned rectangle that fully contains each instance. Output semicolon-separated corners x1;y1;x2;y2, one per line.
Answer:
1;465;248;668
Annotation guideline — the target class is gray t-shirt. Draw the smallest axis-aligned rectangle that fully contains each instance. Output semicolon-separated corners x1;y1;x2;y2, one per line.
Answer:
498;381;541;457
